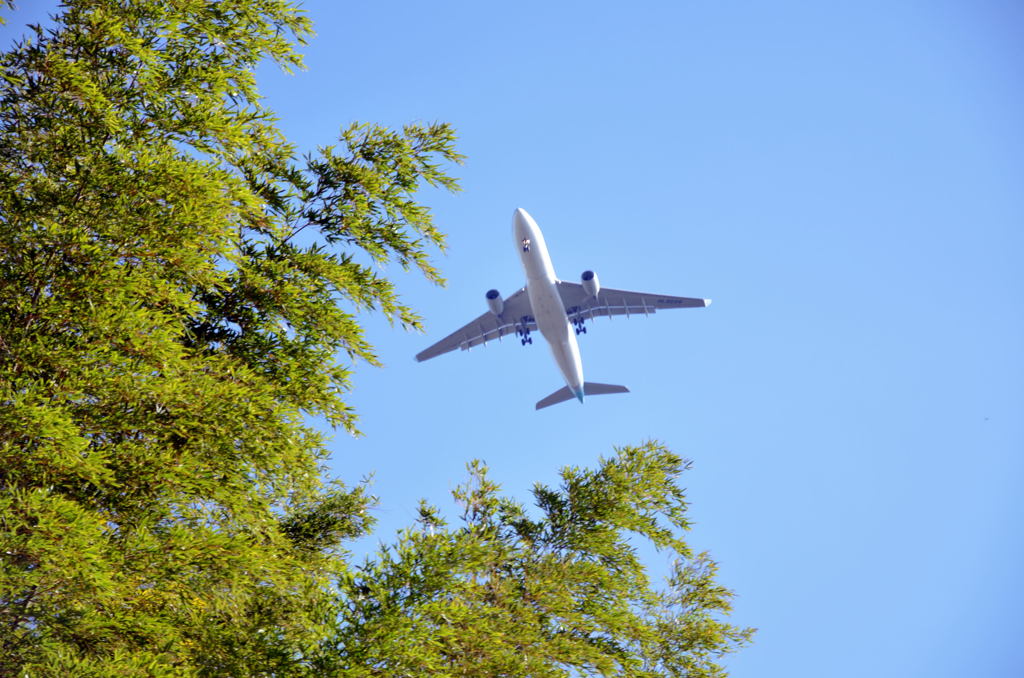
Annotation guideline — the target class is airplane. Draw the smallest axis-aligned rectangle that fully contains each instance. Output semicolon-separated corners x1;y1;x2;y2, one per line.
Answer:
415;208;711;409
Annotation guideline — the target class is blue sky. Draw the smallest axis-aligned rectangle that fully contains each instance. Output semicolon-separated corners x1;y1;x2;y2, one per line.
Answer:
5;1;1023;675
267;3;1023;675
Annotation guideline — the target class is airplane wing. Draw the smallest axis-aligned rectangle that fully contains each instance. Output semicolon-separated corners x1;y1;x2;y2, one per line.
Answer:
556;281;710;323
415;287;536;362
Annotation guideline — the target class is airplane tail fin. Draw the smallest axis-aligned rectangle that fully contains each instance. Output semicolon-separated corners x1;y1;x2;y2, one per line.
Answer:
535;382;630;410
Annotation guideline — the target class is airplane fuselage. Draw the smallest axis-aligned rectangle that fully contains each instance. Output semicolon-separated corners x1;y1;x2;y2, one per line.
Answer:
414;206;708;408
513;208;586;401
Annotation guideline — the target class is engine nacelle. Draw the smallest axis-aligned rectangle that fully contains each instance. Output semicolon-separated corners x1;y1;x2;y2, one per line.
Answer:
581;270;600;297
485;288;503;315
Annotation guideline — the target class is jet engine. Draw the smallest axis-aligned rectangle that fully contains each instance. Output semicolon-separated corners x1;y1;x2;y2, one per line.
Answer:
485;288;503;315
581;270;600;297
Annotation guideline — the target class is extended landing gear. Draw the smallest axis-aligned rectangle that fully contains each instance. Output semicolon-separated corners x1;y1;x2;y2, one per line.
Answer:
517;320;533;346
566;306;588;336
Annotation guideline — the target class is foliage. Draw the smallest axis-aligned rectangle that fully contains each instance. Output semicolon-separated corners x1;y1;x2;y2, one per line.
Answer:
0;1;751;675
329;442;753;677
0;0;458;673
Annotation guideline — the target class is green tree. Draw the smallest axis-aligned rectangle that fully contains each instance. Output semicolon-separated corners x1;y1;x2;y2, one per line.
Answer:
328;443;753;678
0;0;458;674
0;1;752;675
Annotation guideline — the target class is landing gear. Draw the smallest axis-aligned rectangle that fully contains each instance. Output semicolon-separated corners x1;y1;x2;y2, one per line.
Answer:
517;319;533;346
566;307;588;336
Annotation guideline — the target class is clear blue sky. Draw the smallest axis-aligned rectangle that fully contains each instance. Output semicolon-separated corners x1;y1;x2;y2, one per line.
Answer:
6;1;1023;675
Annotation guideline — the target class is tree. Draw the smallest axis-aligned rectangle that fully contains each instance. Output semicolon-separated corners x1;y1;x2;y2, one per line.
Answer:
0;0;459;674
328;443;753;678
0;1;752;675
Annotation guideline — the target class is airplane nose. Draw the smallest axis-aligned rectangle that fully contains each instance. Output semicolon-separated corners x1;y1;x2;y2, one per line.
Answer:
512;207;529;236
514;207;536;231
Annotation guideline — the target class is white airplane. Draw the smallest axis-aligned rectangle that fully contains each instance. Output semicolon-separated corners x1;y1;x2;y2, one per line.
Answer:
416;208;711;409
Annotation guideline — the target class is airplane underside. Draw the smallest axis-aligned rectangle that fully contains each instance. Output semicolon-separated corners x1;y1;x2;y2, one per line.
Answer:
414;208;710;409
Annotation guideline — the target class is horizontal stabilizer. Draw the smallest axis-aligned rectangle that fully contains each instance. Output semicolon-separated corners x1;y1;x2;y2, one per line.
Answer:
535;381;630;410
536;386;573;410
583;382;630;397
